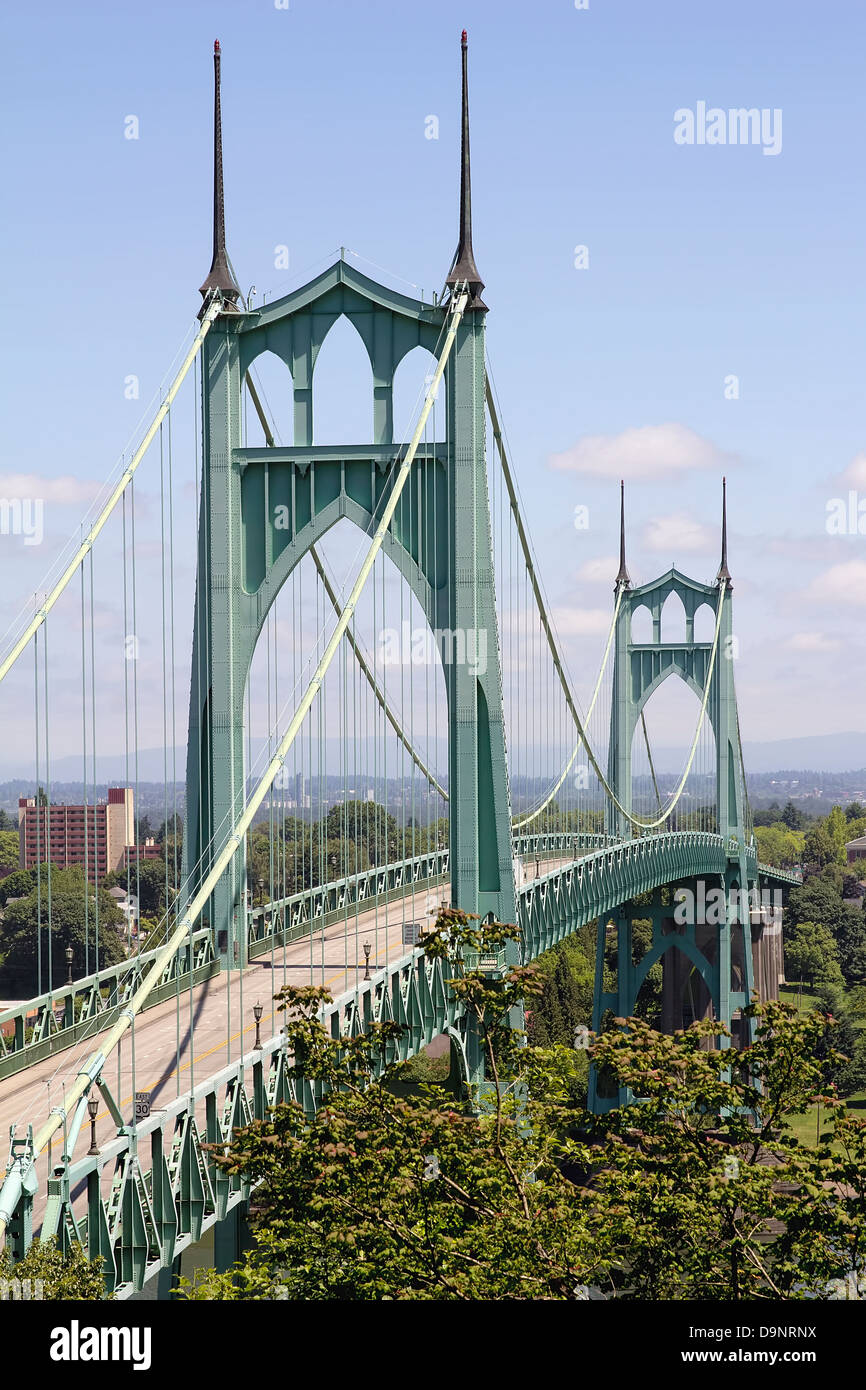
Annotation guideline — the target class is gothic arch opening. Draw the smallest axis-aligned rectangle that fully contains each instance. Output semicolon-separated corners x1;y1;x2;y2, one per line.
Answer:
631;604;653;644
312;315;374;445
244;349;294;447
660;591;688;644
392;345;443;445
693;601;715;643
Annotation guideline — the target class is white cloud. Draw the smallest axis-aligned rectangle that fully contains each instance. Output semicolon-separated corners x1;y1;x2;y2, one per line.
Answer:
784;632;841;652
549;423;730;480
805;561;866;606
642;512;715;553
838;452;866;488
575;555;618;584
551;606;612;636
0;473;102;505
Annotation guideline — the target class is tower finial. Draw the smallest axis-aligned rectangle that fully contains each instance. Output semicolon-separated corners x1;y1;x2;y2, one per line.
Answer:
445;30;486;310
615;479;631;588
716;476;732;587
199;39;241;311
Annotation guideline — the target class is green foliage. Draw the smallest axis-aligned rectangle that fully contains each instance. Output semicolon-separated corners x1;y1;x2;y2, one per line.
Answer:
0;866;39;906
781;800;804;830
397;1048;450;1084
804;822;843;869
0;869;125;993
811;984;866;1097
178;913;866;1303
111;858;174;915
786;864;866;987
0;830;18;874
587;1003;866;1300
0;1238;107;1300
755;822;805;869
528;928;594;1048
324;800;399;866
785;920;843;989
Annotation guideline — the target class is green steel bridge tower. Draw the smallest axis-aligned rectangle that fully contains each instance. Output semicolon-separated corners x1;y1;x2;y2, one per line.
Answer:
182;34;516;1089
590;481;760;1109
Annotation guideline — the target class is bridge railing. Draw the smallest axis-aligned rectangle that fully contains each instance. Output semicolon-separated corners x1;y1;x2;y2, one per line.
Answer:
0;929;216;1081
518;830;752;959
245;832;608;955
246;848;451;955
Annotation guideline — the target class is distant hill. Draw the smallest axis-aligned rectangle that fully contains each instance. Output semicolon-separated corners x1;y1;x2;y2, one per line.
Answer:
644;732;866;776
739;732;866;775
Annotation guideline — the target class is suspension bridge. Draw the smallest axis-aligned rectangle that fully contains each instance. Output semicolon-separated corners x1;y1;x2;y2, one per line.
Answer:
0;35;797;1297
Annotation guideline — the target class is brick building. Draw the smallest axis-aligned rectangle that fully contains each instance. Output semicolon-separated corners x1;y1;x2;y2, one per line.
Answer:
17;787;146;883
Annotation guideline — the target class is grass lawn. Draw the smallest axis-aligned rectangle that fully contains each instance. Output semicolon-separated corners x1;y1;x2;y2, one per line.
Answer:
784;1091;866;1149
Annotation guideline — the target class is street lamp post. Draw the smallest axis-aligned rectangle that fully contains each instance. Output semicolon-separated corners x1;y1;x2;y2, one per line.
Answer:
363;942;371;980
253;1001;263;1049
65;945;74;985
87;1096;99;1156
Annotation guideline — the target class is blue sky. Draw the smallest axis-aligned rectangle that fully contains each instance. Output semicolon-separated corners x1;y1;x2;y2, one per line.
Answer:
0;0;864;770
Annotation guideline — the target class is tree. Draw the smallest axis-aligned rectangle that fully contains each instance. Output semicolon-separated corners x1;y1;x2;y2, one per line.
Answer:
827;806;850;861
846;802;866;822
113;859;172;916
781;800;804;830
812;984;866;1097
755;823;804;870
0;1238;107;1300
787;874;845;935
157;812;183;844
528;929;594;1047
835;903;866;986
0;866;37;906
324;801;399;865
178;912;866;1303
785;919;843;989
0;830;19;875
0;879;126;993
804;823;841;869
585;1006;866;1300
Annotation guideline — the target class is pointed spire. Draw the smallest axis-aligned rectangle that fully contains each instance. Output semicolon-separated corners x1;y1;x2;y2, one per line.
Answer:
445;31;487;310
716;476;732;587
199;40;241;311
615;479;631;588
